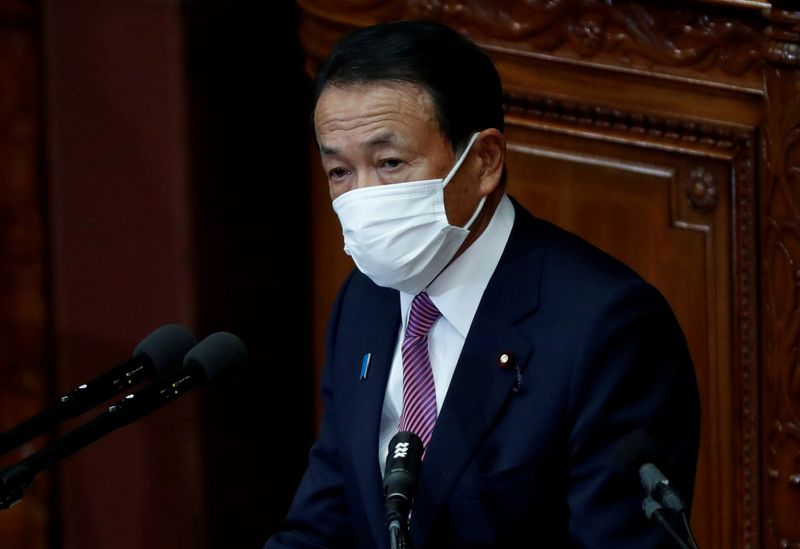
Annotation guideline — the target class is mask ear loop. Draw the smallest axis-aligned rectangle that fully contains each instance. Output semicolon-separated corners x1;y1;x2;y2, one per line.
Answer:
462;194;487;231
442;132;481;188
441;131;486;231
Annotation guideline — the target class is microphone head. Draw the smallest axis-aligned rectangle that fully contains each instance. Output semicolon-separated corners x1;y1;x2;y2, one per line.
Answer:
615;430;687;513
638;462;668;495
182;331;248;383
384;431;424;497
640;462;687;513
641;496;663;521
383;431;424;528
133;324;197;376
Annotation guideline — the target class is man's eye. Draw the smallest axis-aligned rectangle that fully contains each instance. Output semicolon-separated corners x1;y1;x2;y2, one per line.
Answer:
380;158;402;169
328;167;350;179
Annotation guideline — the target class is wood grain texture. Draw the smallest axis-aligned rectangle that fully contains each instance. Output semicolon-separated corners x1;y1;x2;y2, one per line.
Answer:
0;4;51;548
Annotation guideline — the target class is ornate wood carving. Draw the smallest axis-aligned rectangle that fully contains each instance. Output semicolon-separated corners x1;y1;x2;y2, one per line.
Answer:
732;130;759;549
762;4;800;548
687;167;718;212
504;90;743;146
298;0;766;90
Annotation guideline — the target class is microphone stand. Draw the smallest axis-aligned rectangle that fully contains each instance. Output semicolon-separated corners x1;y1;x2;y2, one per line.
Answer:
0;323;196;457
642;497;695;549
387;517;411;549
0;359;153;456
0;367;205;510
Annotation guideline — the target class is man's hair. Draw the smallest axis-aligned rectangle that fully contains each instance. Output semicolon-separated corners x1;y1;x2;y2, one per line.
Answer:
312;20;504;153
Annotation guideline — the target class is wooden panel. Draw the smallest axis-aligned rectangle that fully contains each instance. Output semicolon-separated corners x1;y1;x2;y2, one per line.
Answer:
503;112;751;549
0;2;50;548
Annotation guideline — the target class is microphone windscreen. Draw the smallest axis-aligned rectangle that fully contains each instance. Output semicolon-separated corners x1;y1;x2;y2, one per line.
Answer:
183;331;248;383
133;324;197;376
639;463;668;494
384;431;424;489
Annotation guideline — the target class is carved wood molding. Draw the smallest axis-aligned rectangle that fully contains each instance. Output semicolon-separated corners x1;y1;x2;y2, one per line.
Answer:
504;90;747;148
504;90;759;547
732;129;759;549
687;167;718;212
762;5;800;548
298;0;766;91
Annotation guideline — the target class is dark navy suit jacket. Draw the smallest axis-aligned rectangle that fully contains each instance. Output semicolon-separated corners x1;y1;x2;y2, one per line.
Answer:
266;199;700;548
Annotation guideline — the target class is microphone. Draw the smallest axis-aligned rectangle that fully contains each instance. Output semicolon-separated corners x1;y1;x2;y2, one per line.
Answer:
0;324;196;456
614;430;688;514
0;331;247;510
383;431;423;549
614;430;697;549
639;463;686;514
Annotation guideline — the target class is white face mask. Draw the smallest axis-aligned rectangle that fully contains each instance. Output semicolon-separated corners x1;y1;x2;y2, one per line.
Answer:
332;132;484;295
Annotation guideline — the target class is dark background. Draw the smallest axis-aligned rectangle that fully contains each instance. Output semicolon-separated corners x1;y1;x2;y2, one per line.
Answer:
0;1;315;548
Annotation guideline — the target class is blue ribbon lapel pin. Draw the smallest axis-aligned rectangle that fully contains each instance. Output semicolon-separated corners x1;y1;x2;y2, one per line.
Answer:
359;353;372;380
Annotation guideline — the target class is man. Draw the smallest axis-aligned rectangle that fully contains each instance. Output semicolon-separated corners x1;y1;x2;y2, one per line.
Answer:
266;20;699;548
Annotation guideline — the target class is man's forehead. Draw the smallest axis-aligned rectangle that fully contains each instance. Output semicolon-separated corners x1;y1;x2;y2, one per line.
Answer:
314;81;440;147
316;81;436;119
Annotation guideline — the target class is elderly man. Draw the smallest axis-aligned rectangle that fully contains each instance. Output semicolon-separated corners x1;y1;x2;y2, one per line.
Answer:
266;20;699;548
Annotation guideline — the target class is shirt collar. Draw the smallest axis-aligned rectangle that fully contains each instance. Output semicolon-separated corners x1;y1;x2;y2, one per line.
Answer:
400;193;515;336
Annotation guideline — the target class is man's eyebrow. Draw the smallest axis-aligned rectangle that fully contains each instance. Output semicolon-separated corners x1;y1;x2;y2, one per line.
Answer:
319;144;338;156
319;132;401;156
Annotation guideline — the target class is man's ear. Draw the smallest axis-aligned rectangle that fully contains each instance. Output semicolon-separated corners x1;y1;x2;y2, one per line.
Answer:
474;128;505;195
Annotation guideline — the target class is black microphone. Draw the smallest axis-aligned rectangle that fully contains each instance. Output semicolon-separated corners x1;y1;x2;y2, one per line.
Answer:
614;430;698;549
615;430;688;514
0;331;247;510
639;462;687;514
384;431;423;549
0;324;196;456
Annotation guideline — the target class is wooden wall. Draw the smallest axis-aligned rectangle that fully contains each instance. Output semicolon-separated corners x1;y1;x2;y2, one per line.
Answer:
295;0;800;547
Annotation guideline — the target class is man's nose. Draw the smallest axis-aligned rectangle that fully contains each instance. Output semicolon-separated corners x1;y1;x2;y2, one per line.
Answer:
353;171;379;190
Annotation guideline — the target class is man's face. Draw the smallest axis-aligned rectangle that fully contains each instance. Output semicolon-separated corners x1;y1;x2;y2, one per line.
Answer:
314;80;484;227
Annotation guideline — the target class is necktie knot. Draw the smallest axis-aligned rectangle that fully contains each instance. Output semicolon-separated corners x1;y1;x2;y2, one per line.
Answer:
405;292;441;338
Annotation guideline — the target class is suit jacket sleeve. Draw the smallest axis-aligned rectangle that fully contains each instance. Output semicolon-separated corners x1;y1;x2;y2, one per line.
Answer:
565;279;700;547
265;273;358;549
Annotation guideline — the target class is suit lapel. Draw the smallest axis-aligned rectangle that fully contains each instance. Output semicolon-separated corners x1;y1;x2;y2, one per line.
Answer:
409;200;546;547
340;283;400;548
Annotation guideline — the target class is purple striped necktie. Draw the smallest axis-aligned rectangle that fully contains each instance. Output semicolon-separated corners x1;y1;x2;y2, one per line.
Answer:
398;292;442;450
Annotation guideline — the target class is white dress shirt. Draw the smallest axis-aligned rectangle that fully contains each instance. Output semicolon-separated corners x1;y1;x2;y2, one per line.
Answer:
378;194;515;472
